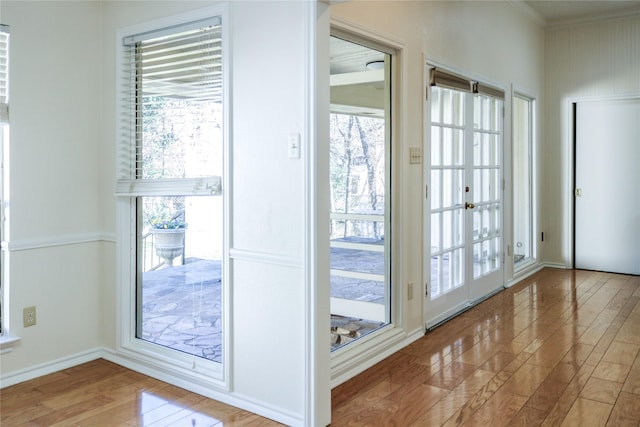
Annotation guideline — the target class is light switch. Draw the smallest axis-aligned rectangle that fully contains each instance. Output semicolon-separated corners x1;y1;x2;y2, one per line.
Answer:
409;147;422;164
288;133;300;159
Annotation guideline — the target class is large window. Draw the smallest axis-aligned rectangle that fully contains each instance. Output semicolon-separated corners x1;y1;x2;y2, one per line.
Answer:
117;12;226;370
513;94;535;269
329;35;392;350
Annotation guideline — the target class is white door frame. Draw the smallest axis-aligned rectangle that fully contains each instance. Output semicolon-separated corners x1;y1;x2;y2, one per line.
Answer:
423;60;507;329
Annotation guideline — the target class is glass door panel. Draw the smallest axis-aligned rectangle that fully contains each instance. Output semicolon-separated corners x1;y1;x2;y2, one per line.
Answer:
137;195;223;362
426;81;504;328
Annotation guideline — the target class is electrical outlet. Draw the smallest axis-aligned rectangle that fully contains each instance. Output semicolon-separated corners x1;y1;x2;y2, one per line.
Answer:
23;306;37;327
408;282;414;300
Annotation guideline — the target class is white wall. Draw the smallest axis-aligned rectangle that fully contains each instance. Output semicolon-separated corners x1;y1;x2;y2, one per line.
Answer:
0;1;104;375
2;1;329;425
329;0;544;358
543;16;640;266
0;0;551;424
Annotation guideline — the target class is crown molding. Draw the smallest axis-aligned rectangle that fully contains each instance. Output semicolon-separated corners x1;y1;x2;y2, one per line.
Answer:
510;0;547;27
545;5;640;30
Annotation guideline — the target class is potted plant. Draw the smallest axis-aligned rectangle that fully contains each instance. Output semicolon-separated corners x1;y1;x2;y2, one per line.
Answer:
150;216;188;267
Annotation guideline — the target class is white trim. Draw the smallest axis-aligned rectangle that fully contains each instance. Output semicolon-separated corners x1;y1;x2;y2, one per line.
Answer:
425;300;471;329
508;0;547;27
0;348;302;426
114;2;231;392
545;6;640;31
330;297;385;322
0;347;103;388
330;327;423;387
542;262;569;270
506;262;543;288
328;17;409;396
0;335;20;355
6;232;111;251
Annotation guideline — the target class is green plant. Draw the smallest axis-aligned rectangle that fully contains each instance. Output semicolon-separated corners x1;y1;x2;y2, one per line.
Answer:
150;217;188;230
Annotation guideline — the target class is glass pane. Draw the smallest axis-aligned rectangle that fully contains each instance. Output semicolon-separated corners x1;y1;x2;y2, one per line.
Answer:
443;90;453;124
482;169;491;202
482;133;491;166
431;212;441;253
473;133;481;166
431;127;442;166
453;206;464;246
431;170;441;210
453;129;464;165
452;248;464;288
136;25;223;180
513;96;533;266
453;91;464;126
329;36;391;351
430;255;441;298
138;195;223;363
443;128;453;165
431;88;442;123
473;242;482;278
442;210;452;249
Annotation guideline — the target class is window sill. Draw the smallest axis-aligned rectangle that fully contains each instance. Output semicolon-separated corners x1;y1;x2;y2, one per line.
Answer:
0;335;21;354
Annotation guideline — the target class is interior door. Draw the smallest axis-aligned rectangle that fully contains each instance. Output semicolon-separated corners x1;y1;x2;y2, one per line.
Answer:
425;76;504;328
575;98;640;275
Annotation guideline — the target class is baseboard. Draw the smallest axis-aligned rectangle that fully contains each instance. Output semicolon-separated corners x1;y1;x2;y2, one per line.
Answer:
506;263;544;288
330;326;424;388
542;262;570;269
0;348;104;388
103;349;303;427
1;348;304;426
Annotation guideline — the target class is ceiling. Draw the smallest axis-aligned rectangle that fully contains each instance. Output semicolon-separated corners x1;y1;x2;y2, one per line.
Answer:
524;0;640;25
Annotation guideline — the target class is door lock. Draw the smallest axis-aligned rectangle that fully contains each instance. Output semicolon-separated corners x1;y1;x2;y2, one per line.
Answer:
465;202;475;209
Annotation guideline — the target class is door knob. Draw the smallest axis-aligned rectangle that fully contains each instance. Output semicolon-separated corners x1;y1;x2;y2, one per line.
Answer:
465;202;475;209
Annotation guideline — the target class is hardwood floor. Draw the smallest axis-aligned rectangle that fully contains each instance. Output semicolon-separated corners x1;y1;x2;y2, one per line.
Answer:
1;269;639;426
331;268;640;426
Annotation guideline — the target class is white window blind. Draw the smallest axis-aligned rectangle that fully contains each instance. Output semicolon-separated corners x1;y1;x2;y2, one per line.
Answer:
116;17;223;196
0;25;9;124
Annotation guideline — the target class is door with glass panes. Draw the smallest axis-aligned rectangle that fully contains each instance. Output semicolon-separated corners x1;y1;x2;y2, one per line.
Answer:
425;68;504;328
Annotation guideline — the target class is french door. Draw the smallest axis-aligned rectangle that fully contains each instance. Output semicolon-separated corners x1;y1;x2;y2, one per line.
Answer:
425;68;504;328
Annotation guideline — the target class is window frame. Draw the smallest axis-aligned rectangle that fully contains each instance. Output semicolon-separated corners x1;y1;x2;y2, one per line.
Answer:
512;92;537;273
0;24;18;351
115;5;230;386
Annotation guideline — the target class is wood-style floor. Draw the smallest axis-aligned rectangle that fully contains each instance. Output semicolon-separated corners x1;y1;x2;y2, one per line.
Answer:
1;268;639;426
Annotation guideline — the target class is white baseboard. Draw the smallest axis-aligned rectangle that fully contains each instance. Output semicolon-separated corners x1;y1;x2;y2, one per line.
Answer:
542;262;570;269
103;349;302;426
1;348;302;427
330;327;424;388
0;348;104;388
506;263;545;288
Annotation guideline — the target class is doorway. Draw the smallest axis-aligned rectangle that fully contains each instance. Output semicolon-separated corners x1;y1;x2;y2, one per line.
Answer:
425;68;505;328
574;98;640;275
329;34;392;350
